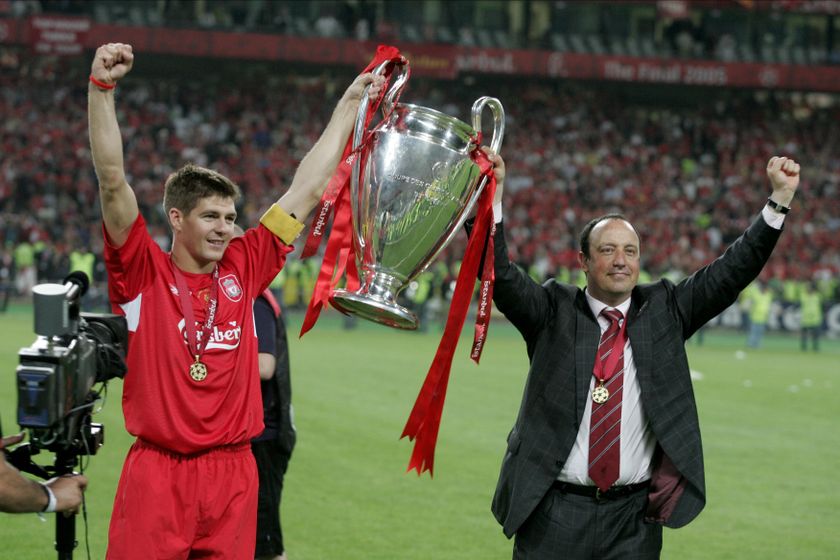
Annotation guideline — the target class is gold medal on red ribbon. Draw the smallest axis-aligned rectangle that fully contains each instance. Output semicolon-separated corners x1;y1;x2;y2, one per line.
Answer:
592;383;610;404
592;311;627;404
172;263;219;384
189;356;208;382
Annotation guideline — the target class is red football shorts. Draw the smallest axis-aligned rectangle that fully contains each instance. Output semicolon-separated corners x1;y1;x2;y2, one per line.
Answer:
107;439;258;559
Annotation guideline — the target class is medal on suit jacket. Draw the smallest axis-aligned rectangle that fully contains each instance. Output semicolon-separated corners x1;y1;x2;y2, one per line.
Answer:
592;314;627;403
172;262;219;382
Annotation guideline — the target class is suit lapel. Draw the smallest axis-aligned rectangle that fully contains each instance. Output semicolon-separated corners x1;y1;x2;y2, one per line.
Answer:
627;293;652;393
574;291;599;420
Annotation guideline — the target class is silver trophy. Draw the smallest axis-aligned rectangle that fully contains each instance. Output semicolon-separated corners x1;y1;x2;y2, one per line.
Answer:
330;60;505;329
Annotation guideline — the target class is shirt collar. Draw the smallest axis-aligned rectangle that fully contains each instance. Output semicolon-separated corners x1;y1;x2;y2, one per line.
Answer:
584;289;631;321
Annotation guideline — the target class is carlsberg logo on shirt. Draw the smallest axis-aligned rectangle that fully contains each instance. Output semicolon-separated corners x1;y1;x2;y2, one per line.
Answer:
177;319;242;350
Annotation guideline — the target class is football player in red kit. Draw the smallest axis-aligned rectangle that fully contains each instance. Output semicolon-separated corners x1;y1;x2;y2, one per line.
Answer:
89;42;382;559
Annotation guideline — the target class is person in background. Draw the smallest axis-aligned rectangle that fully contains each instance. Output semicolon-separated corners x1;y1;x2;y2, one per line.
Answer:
799;280;823;352
0;245;13;312
746;280;774;348
252;285;295;560
232;225;296;560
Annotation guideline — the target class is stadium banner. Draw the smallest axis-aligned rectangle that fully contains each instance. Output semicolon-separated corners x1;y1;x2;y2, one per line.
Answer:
90;23;460;78
1;16;840;88
28;15;89;56
0;15;20;44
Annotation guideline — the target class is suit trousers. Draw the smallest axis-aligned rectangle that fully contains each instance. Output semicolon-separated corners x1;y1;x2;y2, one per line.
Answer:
513;485;662;560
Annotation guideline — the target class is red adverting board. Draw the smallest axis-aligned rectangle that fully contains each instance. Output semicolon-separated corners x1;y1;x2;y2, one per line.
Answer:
86;24;150;52
400;44;457;78
28;15;89;56
207;30;283;61
2;16;840;92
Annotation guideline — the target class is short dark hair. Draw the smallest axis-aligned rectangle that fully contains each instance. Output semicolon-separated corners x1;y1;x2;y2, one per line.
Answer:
579;213;636;258
163;164;241;215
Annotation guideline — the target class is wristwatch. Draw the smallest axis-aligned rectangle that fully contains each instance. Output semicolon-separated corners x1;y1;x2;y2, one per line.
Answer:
766;198;790;214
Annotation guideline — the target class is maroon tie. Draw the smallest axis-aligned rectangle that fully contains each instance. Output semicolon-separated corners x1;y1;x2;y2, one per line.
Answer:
588;308;625;492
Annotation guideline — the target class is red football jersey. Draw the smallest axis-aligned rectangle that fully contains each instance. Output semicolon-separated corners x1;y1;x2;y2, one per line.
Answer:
103;215;292;454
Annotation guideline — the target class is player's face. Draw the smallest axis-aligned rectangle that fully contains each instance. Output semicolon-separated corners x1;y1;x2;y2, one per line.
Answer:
579;219;640;307
175;195;237;271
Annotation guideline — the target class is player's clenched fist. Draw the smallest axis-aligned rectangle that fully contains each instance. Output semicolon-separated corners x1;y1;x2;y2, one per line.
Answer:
90;43;134;88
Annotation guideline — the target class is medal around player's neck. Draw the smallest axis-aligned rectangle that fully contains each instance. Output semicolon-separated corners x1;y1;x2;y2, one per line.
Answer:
172;262;219;382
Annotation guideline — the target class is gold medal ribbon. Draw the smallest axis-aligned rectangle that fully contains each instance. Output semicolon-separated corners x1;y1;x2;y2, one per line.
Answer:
172;262;219;381
592;311;627;390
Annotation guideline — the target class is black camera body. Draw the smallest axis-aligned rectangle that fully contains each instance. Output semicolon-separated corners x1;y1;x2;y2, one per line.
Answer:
5;272;127;557
15;273;128;454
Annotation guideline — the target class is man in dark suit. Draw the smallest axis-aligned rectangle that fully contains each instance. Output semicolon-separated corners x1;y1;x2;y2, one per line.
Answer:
483;152;800;559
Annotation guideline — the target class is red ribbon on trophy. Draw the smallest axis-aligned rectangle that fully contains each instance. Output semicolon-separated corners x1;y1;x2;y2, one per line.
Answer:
299;45;406;337
400;144;498;475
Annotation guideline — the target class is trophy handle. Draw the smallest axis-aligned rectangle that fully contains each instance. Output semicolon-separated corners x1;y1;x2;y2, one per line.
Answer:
382;60;411;115
413;98;506;281
351;58;410;156
471;96;506;155
453;96;505;231
463;96;505;210
350;57;409;274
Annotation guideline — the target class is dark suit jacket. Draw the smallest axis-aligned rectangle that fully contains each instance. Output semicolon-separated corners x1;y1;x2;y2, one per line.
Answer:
490;214;781;538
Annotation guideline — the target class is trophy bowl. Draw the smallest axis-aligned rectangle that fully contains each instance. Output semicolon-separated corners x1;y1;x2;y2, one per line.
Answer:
330;64;504;329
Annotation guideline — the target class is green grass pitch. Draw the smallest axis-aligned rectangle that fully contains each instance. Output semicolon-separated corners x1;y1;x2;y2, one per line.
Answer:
1;302;838;559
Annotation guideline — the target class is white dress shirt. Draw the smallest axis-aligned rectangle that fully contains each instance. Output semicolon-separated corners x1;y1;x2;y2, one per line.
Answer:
558;293;657;485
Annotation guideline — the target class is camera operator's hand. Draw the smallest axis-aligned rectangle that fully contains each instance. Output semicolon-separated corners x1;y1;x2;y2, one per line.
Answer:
0;432;24;450
46;474;89;515
1;442;88;514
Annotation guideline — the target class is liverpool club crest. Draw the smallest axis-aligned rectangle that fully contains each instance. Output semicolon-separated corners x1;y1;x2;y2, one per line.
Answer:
219;274;243;302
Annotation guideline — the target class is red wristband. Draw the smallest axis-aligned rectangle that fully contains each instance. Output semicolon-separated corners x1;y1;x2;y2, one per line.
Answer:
89;75;116;91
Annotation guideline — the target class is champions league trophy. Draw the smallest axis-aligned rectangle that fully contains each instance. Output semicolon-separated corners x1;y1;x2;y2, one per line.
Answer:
330;61;505;329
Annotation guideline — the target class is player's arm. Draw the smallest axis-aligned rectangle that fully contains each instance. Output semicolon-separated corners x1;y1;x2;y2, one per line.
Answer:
254;298;278;380
88;42;139;248
275;73;385;221
258;353;277;381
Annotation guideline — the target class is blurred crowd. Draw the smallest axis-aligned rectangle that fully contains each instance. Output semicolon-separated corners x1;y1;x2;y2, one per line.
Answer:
1;47;838;315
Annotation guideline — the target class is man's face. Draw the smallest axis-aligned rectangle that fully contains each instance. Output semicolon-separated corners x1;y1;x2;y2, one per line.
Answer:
171;195;237;271
579;219;640;306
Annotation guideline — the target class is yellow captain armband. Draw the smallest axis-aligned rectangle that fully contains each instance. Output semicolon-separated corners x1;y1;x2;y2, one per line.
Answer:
260;204;305;245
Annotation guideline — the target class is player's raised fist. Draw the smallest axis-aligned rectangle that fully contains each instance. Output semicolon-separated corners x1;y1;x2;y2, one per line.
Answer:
90;43;134;87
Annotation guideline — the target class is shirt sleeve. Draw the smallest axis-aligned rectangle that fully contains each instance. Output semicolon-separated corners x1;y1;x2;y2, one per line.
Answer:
493;201;503;224
254;296;278;356
225;225;294;296
761;204;786;230
102;214;159;304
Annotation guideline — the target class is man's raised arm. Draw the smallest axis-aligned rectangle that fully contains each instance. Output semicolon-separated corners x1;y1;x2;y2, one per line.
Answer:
276;72;384;221
88;42;139;248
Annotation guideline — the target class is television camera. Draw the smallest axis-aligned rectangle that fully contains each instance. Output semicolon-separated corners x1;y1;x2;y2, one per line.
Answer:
3;272;127;559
